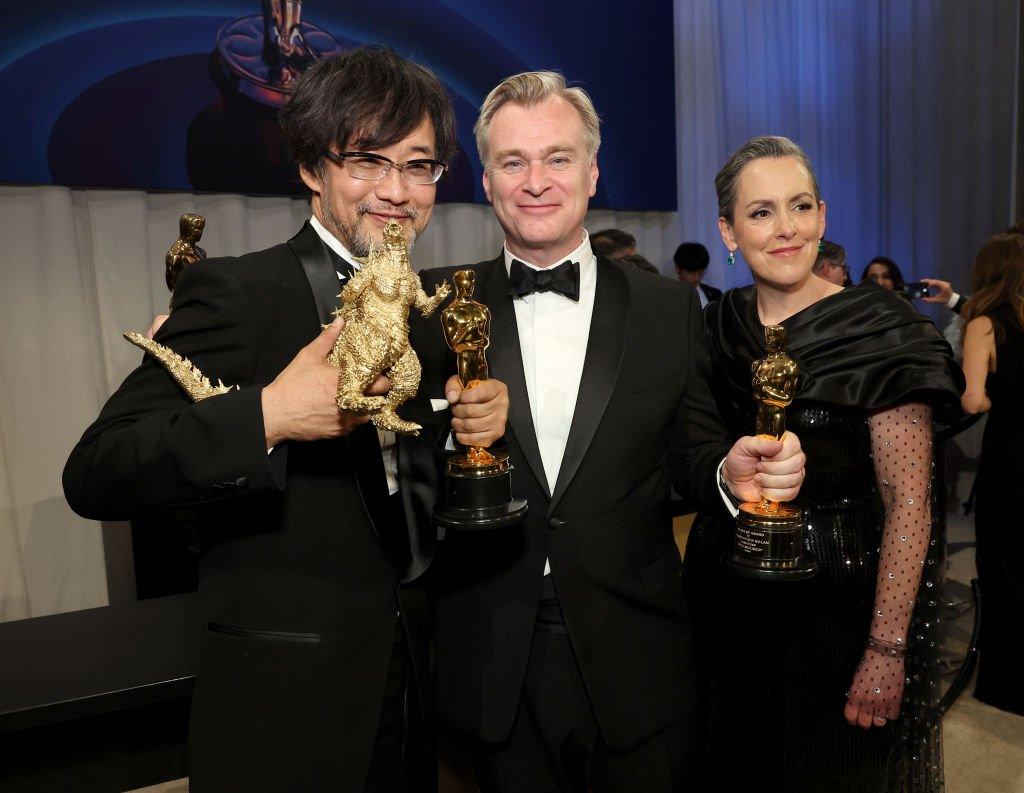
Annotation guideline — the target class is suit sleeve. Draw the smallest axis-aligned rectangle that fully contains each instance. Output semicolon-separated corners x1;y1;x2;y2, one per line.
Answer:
63;260;286;520
667;287;733;512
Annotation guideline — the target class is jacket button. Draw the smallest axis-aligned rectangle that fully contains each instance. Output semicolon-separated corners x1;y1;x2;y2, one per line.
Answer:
235;476;249;489
548;517;565;530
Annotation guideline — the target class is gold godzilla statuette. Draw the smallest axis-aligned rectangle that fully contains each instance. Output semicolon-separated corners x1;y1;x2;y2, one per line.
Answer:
124;332;237;401
327;220;450;435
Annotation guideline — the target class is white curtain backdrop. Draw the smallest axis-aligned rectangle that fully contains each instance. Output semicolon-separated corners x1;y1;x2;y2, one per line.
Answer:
0;185;681;622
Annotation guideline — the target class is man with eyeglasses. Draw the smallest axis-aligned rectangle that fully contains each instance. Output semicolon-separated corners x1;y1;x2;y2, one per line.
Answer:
64;47;508;793
812;239;850;287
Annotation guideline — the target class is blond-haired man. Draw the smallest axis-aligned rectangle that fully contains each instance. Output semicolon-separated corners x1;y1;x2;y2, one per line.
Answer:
412;72;805;791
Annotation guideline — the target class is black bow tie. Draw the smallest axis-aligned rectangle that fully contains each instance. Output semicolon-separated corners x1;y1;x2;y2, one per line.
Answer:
509;259;580;301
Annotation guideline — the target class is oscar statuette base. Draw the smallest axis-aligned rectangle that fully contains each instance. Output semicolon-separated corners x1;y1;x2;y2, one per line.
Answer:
724;502;818;581
434;450;528;531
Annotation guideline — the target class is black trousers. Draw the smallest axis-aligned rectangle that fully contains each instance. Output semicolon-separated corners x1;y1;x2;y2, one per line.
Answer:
470;597;698;793
363;614;423;793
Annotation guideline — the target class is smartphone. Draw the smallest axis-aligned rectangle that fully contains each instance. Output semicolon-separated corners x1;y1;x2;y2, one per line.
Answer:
905;281;932;299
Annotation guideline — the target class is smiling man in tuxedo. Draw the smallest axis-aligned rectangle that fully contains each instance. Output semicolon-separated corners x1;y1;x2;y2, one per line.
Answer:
63;47;508;793
411;72;806;792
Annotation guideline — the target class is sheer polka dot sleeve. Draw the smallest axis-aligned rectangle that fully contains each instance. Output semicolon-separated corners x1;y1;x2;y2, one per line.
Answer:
844;402;933;728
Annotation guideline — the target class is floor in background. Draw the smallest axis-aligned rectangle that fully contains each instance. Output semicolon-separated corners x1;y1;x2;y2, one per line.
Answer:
127;782;188;793
945;691;1024;793
941;509;1024;793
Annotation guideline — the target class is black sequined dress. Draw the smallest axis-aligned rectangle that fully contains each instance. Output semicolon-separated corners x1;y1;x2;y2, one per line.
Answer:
685;284;963;793
972;305;1024;715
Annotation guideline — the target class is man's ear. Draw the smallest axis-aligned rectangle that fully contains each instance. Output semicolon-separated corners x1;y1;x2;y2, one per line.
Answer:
588;155;599;198
482;167;493;204
299;164;322;196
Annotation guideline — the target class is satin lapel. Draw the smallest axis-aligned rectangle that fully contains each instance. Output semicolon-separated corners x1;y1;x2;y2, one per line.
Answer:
287;221;343;325
477;256;550;498
550;259;629;511
288;222;392;558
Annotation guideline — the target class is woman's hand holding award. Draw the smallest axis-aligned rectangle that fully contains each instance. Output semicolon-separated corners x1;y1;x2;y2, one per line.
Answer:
725;324;817;580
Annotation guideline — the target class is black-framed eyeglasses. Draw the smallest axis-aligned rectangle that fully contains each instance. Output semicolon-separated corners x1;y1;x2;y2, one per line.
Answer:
322;150;447;185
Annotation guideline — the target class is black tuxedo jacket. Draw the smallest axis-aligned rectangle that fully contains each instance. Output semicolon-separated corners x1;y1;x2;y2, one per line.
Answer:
410;255;731;751
63;223;443;792
699;282;723;304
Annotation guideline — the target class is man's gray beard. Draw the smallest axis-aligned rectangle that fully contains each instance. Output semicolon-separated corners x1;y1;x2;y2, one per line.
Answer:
321;191;418;258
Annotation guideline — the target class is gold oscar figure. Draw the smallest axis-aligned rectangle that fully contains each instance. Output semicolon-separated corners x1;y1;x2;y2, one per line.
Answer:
434;270;528;530
725;324;817;580
165;213;207;298
124;213;241;402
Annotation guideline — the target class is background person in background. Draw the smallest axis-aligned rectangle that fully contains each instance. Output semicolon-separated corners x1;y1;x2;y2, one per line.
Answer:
919;218;1024;315
618;252;660;274
812;238;849;286
673;242;722;308
960;233;1024;717
590;227;636;259
683;135;963;793
861;255;907;292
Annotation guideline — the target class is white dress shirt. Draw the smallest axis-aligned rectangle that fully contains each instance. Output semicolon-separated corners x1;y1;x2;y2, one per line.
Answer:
505;236;737;562
505;232;597;576
696;284;710;310
309;216;398;495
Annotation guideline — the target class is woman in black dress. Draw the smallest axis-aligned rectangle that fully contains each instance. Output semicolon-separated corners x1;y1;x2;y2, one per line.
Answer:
960;233;1024;715
680;136;963;792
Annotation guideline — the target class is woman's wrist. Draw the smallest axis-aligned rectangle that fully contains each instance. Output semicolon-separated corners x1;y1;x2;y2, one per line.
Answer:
866;634;907;658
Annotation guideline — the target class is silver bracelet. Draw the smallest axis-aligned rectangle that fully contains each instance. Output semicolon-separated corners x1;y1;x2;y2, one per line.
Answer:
866;635;907;658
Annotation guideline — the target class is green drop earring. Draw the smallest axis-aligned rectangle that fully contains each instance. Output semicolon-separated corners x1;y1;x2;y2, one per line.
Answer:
727;250;735;266
818;239;824;253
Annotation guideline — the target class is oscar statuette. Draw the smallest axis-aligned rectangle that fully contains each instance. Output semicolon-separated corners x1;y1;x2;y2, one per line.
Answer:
434;270;528;530
725;324;817;580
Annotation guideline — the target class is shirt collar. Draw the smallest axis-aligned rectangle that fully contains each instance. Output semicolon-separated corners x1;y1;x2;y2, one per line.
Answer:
309;214;362;271
503;230;594;276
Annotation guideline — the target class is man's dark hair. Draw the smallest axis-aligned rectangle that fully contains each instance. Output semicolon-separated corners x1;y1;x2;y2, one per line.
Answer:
618;253;660;275
279;46;457;180
813;239;846;272
591;229;636;257
673;242;710;272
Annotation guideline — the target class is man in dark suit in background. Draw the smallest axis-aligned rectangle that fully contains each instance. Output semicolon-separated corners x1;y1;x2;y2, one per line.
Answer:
590;228;636;259
63;47;507;793
812;239;849;287
411;71;806;792
673;241;723;308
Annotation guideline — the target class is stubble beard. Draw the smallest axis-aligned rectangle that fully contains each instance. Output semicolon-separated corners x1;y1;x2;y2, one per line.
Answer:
319;181;420;257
